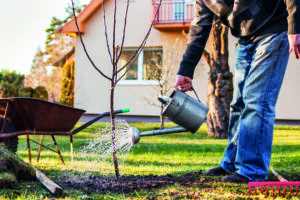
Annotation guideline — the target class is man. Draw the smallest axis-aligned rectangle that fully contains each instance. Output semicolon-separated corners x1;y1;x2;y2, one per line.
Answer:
174;0;300;183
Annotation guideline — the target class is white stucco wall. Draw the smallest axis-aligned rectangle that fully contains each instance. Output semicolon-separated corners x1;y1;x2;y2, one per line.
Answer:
74;0;300;120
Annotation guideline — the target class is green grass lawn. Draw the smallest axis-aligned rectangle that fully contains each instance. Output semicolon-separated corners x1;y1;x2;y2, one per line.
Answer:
0;122;299;199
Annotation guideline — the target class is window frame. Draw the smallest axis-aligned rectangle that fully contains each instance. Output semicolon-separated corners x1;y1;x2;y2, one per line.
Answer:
118;47;163;85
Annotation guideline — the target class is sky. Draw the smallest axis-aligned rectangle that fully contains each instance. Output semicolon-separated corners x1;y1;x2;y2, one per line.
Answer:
0;0;90;75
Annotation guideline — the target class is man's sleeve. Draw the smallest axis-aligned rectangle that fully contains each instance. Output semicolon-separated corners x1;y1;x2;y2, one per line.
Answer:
285;0;300;34
177;0;214;79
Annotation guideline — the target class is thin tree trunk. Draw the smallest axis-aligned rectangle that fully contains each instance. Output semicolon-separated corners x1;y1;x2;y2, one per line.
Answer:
110;47;120;178
206;17;233;138
110;85;120;178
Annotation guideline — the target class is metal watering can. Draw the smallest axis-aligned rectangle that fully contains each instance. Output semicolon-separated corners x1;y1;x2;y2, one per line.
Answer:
129;90;209;145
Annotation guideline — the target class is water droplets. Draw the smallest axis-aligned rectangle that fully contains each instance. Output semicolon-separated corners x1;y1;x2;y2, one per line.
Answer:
72;119;133;177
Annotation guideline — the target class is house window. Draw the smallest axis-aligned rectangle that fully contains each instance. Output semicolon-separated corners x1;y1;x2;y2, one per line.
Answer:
119;48;162;84
174;0;184;21
173;0;194;21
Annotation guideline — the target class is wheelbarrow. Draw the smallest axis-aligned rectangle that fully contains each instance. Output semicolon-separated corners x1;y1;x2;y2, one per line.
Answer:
0;97;129;164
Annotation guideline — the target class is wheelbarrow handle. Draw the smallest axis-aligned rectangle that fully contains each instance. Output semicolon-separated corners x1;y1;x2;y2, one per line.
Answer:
71;109;130;135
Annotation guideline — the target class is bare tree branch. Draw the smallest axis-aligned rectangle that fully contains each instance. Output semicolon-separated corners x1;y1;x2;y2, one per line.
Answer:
102;0;113;64
116;0;130;64
71;0;111;80
116;0;163;82
112;0;117;65
116;39;145;82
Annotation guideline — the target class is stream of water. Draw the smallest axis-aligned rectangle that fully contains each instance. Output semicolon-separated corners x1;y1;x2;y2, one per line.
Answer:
71;119;134;178
79;119;133;163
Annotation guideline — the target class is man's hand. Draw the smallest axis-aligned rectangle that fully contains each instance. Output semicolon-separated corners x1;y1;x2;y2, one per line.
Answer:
288;34;300;59
174;75;193;92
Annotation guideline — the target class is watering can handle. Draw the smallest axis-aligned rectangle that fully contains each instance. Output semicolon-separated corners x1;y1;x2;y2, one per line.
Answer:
191;87;202;103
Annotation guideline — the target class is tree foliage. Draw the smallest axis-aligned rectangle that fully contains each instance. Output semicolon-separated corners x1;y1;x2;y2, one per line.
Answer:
44;18;74;66
37;3;83;69
33;86;49;101
0;70;29;98
25;2;84;102
60;60;75;107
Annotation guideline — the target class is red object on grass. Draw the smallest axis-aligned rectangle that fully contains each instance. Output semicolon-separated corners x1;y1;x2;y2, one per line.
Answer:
249;181;300;196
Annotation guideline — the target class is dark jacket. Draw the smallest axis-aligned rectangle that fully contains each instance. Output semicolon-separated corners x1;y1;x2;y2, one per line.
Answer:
178;0;300;79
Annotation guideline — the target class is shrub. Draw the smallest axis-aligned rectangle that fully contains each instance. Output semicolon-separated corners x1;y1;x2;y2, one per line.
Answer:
60;60;74;107
23;87;34;97
33;86;48;101
0;70;27;97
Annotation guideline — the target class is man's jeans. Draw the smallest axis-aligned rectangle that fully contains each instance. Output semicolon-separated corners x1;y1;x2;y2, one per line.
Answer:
219;32;290;181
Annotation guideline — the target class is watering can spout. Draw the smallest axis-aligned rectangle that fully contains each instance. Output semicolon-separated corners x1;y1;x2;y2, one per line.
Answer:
129;126;188;145
157;96;171;104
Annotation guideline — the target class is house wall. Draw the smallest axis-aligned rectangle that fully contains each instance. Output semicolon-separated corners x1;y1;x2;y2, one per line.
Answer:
276;56;300;120
74;0;300;120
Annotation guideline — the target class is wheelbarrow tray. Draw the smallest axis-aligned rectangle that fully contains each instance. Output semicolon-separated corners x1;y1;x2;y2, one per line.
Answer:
0;97;85;132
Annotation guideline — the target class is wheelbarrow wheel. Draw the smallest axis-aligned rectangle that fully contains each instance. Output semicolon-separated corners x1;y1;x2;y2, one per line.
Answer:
0;117;18;153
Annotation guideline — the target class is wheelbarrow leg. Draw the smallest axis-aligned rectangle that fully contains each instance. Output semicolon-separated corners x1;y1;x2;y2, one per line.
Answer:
70;135;74;165
37;135;44;163
26;135;31;163
51;135;65;165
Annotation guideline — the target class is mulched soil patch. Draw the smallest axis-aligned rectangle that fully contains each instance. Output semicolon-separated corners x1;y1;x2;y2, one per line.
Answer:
60;170;300;196
61;171;214;194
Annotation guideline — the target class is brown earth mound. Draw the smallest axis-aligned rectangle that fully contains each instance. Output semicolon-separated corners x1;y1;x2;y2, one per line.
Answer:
62;171;213;194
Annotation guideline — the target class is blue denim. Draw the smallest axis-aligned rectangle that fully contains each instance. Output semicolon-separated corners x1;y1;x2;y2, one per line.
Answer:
219;32;290;181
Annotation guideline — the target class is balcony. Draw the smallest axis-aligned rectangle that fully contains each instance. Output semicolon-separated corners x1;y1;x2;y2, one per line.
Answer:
152;0;195;31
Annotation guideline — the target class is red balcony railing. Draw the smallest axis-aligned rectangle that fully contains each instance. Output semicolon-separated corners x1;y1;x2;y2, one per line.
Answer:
152;0;195;24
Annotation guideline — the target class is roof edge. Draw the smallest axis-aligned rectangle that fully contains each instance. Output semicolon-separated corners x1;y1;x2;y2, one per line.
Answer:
59;0;103;34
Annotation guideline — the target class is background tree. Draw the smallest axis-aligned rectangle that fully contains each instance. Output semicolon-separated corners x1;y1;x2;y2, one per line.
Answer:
202;17;233;139
32;86;49;101
24;48;62;102
60;60;75;107
0;70;30;98
44;13;76;65
25;2;83;103
25;48;48;88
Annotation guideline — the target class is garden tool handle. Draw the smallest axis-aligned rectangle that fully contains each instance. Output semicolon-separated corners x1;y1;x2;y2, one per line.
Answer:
271;168;288;182
191;87;202;103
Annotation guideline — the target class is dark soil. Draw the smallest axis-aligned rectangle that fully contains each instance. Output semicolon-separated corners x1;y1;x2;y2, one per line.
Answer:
60;170;300;197
61;171;214;194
